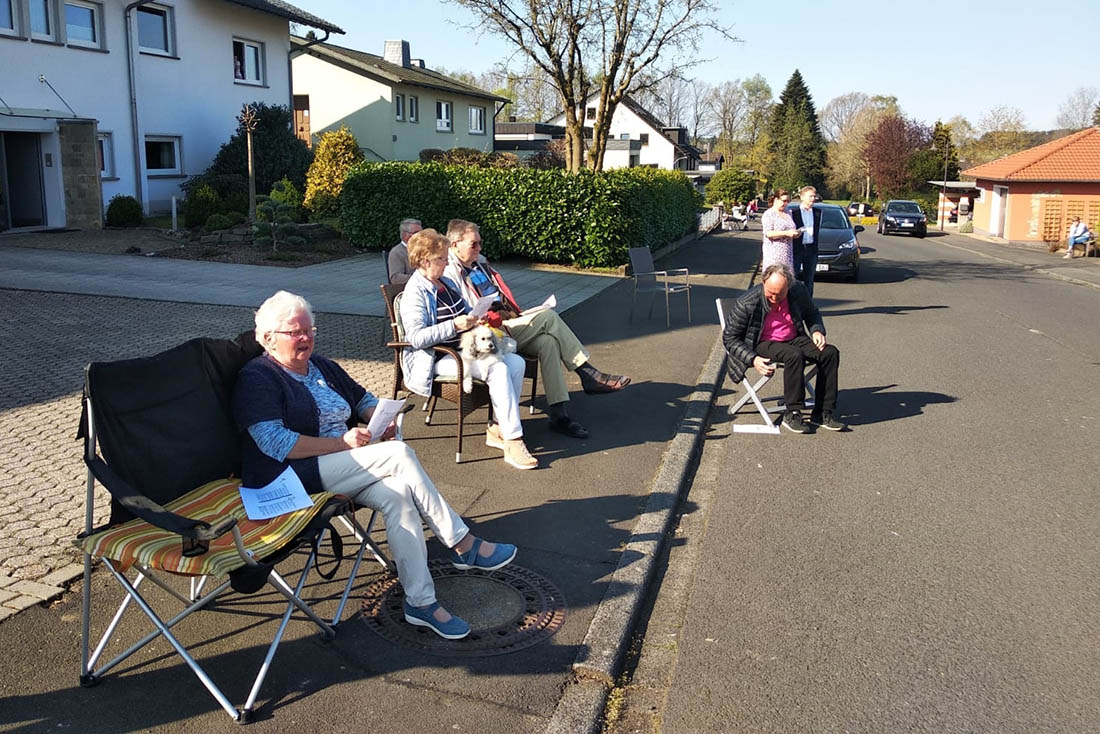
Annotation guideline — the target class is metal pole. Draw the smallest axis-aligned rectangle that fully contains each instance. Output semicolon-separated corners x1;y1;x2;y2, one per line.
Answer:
940;137;949;232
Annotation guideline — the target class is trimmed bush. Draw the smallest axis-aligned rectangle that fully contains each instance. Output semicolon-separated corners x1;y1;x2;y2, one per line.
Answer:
705;169;756;206
182;173;249;216
340;163;701;267
254;195;306;251
304;127;364;218
226;211;246;226
205;213;234;231
269;177;303;221
182;184;221;228
105;194;143;227
204;102;312;195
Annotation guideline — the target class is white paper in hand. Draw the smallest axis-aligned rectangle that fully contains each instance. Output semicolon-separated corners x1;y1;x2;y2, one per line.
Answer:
239;466;312;520
365;397;407;443
469;294;497;319
521;294;556;316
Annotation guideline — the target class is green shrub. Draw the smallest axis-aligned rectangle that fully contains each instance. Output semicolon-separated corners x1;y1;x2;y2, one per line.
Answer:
226;211;246;226
205;213;234;231
959;219;973;233
419;148;446;163
181;173;249;216
105;194;143;227
304;127;364;218
204;102;312;195
705;169;756;206
340;163;701;267
254;195;306;251
182;184;221;228
269;177;303;221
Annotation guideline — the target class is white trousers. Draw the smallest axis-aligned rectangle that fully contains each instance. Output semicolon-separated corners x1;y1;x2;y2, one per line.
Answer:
317;440;468;607
434;351;526;440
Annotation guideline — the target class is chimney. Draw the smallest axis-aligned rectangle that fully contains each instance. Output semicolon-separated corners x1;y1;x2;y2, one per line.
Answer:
410;59;426;69
384;40;410;68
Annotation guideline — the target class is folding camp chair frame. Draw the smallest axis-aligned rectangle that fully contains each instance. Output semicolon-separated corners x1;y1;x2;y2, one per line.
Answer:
716;297;816;435
78;381;394;724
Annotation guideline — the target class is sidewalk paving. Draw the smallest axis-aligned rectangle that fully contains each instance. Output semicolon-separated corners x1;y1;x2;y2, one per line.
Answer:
943;231;1100;290
0;229;758;732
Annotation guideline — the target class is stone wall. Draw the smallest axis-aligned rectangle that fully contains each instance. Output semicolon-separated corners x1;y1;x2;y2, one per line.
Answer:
58;120;103;230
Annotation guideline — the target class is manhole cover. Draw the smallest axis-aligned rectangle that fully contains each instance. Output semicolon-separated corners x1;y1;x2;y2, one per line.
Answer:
360;560;566;656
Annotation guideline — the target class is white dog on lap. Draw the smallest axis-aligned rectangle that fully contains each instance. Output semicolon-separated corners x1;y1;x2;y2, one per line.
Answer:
458;324;518;394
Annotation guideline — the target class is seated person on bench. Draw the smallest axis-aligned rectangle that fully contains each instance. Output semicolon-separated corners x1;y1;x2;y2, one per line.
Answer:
722;263;846;434
233;290;517;640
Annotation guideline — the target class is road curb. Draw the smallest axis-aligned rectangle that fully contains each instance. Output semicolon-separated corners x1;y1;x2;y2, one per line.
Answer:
544;330;731;734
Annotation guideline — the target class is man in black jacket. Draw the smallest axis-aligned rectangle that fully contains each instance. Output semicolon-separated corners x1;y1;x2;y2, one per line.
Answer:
790;186;823;298
723;263;844;433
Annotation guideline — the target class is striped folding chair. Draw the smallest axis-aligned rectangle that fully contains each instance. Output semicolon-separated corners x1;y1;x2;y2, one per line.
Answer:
75;333;391;723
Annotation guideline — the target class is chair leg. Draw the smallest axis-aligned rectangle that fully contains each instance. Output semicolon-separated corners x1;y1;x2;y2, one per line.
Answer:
686;287;691;323
456;396;465;463
425;395;437;425
665;287;671;328
529;365;538;415
731;376;781;434
100;560;241;721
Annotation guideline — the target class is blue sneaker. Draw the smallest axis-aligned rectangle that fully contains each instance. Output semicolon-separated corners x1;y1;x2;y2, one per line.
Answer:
449;537;517;571
403;601;470;640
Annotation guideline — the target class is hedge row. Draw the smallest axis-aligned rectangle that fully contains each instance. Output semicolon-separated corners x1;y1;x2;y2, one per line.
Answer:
340;163;701;267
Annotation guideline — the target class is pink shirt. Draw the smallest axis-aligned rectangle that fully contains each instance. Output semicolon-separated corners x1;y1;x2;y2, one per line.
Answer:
760;298;796;343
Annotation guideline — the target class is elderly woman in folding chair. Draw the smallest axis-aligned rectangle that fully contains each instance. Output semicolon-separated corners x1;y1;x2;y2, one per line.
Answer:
232;290;516;640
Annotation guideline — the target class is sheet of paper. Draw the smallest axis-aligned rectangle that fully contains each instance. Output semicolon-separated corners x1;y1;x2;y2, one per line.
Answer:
521;294;556;316
365;397;407;443
469;294;497;319
239;465;312;521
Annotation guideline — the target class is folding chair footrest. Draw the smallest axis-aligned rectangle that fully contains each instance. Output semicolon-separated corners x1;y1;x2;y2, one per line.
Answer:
237;708;253;725
80;673;100;688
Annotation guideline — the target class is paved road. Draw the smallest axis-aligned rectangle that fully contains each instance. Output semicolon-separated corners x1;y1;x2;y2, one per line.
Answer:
619;230;1100;733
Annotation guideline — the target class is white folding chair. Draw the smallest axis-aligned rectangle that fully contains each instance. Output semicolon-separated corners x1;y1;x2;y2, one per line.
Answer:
716;298;815;434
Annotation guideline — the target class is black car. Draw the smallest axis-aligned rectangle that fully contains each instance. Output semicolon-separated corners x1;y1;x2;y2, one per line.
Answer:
785;203;862;282
847;202;874;217
878;200;927;237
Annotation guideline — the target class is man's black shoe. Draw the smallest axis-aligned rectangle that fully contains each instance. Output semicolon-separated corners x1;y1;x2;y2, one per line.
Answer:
810;411;846;431
548;415;589;439
782;411;808;434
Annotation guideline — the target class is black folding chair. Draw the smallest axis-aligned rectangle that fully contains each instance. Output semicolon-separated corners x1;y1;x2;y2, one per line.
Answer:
76;332;391;723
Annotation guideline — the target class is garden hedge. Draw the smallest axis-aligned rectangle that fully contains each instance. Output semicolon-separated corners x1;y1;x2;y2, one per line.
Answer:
340;163;701;267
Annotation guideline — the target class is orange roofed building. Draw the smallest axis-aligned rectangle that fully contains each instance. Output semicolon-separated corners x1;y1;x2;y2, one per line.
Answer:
963;127;1100;243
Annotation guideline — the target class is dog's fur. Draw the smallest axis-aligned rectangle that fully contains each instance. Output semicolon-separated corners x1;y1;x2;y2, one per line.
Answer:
458;325;518;393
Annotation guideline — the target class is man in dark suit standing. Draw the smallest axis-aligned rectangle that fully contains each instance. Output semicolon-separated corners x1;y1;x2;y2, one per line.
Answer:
790;185;823;298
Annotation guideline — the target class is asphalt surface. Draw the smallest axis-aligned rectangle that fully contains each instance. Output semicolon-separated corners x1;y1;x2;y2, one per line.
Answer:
613;230;1100;733
0;229;757;732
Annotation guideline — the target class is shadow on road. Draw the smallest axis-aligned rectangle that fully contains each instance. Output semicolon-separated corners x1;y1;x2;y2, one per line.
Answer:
821;304;949;318
839;383;957;426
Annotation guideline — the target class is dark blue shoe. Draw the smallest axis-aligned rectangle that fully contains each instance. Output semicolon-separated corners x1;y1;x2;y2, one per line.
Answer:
448;537;517;571
403;601;470;640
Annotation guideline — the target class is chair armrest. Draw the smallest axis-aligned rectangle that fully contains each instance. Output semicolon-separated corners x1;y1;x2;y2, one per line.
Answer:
633;269;667;278
665;268;690;276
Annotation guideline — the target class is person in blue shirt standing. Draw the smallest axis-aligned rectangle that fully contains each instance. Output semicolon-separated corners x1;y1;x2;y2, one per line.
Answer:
790;185;823;298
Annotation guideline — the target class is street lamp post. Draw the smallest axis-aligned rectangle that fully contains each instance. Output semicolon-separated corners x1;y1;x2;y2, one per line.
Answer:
940;139;950;232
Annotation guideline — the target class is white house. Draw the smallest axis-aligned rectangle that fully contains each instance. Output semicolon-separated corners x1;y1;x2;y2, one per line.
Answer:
544;95;702;171
290;38;508;162
0;0;341;230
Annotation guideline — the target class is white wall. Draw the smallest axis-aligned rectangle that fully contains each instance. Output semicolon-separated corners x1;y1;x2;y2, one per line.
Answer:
0;0;293;216
547;98;675;169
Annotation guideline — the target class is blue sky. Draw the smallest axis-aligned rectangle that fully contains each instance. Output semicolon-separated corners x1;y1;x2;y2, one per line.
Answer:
303;0;1096;130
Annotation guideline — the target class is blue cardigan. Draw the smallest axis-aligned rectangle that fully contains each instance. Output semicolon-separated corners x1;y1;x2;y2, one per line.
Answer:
232;354;366;493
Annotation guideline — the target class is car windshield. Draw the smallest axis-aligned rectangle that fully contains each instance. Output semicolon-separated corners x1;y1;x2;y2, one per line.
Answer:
889;202;922;214
819;209;851;230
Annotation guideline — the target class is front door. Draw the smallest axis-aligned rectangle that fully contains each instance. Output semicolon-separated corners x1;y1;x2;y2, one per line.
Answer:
293;95;311;148
2;132;46;228
990;185;1008;238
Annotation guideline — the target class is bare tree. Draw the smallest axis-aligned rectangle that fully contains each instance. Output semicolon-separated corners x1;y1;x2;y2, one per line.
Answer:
450;0;731;171
707;79;746;157
820;92;869;143
977;105;1026;135
635;71;691;127
825;95;897;199
686;78;712;144
1056;87;1100;130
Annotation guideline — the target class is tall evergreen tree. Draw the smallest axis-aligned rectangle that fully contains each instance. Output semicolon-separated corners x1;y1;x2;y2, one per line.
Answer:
766;70;826;191
930;121;960;181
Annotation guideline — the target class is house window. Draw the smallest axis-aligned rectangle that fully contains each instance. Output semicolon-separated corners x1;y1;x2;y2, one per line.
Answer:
436;101;452;132
31;0;55;39
97;132;114;178
469;105;485;134
64;0;102;48
408;95;419;123
640;133;649;145
145;135;181;175
1;0;17;34
586;106;596;120
232;38;264;84
619;133;629;140
137;4;173;55
395;93;405;121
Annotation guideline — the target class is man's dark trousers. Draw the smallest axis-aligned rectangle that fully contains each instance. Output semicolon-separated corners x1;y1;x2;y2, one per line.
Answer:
755;335;838;413
794;245;819;298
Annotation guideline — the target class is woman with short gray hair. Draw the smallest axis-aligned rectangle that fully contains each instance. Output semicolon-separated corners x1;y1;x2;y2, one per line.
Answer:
234;290;517;640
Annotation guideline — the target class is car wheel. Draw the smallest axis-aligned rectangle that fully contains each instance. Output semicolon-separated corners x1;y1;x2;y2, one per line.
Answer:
915;231;925;238
848;267;859;283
